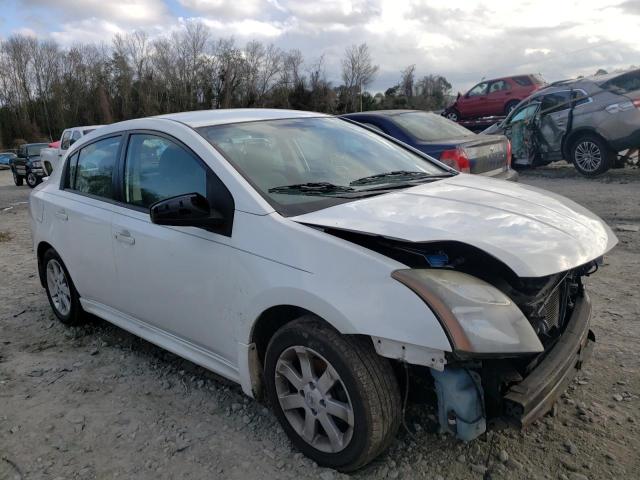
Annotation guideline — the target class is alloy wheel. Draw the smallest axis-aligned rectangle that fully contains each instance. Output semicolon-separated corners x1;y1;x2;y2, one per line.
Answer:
574;141;602;173
274;346;355;453
46;259;72;316
446;112;458;122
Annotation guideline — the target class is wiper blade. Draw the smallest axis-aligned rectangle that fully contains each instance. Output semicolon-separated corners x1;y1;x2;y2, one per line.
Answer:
349;170;443;186
268;182;355;195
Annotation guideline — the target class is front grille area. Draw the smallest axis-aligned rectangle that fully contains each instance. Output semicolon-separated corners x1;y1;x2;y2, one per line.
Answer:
540;286;562;333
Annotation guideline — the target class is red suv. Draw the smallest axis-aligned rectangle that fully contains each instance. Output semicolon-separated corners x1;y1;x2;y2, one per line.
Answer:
444;74;545;121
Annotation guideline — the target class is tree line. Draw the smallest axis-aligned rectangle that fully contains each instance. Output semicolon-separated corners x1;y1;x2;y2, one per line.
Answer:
0;22;453;148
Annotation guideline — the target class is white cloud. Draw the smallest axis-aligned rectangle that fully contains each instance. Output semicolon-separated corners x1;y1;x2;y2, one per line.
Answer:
49;18;124;45
22;0;169;25
178;0;264;18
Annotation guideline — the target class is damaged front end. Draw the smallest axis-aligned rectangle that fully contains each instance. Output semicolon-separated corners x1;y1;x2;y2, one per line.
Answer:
329;229;598;441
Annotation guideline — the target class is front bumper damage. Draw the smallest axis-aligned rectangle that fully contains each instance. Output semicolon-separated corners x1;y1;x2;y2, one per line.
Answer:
432;292;595;440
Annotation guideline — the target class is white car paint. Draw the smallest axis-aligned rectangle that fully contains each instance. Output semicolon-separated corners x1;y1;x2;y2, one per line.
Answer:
30;109;617;401
291;173;617;278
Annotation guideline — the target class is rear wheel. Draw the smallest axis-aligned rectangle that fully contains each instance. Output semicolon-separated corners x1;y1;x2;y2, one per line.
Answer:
43;249;84;324
504;100;519;115
12;169;23;186
26;171;40;188
571;134;614;177
264;316;401;471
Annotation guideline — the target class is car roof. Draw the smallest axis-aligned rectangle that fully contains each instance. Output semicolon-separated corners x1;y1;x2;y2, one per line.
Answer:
342;110;433;118
154;108;329;128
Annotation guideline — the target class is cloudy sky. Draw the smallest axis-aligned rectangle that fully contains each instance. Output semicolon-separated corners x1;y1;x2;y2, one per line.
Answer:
1;0;639;93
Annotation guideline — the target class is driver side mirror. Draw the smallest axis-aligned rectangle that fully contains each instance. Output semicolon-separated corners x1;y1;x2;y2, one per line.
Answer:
150;193;224;229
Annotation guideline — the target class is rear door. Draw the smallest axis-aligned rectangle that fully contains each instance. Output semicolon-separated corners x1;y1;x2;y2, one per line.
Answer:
486;79;512;115
48;135;122;305
537;90;572;161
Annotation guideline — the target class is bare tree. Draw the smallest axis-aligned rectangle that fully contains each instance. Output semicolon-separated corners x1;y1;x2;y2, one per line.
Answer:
341;43;378;112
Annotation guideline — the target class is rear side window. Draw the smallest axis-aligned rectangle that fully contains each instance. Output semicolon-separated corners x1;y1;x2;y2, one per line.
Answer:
513;76;533;86
123;134;207;208
572;89;591;106
71;136;121;199
600;70;640;94
489;80;510;93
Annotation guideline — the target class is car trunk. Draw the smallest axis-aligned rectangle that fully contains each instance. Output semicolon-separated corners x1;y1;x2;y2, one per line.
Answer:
461;136;509;174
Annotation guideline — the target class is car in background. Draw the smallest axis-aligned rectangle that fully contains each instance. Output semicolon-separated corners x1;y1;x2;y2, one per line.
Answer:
443;74;545;121
483;68;640;176
341;110;517;181
0;152;17;168
9;143;48;187
40;125;103;175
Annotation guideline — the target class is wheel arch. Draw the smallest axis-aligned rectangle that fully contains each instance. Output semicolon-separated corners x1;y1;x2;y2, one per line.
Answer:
562;127;612;161
36;241;56;287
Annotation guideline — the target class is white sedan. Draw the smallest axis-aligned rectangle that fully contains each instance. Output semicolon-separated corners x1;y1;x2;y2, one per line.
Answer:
29;109;617;471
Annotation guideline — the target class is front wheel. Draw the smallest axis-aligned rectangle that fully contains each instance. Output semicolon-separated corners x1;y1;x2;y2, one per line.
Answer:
264;316;401;471
26;171;40;188
444;108;460;122
571;134;614;177
12;169;23;186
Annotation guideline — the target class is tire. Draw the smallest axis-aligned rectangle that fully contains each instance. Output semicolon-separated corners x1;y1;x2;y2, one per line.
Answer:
42;249;84;325
504;100;519;115
12;169;23;186
444;109;460;122
26;170;40;188
264;316;401;471
570;134;615;177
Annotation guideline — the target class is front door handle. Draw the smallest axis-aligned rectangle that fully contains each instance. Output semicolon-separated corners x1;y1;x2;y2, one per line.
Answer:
55;209;68;221
114;230;135;245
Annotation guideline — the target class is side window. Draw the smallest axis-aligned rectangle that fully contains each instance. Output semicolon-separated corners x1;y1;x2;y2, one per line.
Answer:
489;80;510;93
123;134;207;209
61;131;71;150
513;76;533;86
508;103;539;125
467;82;488;97
64;152;79;189
541;91;572;114
71;130;82;144
572;90;591;107
74;136;121;199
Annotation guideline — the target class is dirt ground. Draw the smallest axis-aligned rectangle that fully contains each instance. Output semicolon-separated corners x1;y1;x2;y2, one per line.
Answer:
1;165;639;480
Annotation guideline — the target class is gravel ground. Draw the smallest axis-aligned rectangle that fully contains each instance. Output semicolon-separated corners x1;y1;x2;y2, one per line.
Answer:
1;165;639;480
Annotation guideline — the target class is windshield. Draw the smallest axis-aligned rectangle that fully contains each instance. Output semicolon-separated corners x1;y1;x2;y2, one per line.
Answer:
27;144;47;156
390;111;474;141
197;117;448;215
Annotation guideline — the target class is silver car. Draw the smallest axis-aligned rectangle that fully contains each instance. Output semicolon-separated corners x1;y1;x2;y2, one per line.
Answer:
484;68;640;176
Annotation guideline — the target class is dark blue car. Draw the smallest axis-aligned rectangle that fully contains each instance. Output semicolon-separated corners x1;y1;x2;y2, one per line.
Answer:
341;110;517;180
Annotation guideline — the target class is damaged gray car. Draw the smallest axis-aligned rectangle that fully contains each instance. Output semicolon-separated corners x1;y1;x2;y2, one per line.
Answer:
484;68;640;176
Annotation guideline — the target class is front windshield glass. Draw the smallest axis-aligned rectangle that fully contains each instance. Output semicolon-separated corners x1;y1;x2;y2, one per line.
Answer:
197;117;448;215
391;111;474;141
27;144;47;156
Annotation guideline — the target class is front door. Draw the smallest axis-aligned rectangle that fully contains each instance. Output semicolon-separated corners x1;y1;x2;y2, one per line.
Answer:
537;90;572;162
461;82;489;118
110;132;238;362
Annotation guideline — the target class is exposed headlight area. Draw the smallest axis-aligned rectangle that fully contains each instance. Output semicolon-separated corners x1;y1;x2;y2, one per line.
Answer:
391;269;543;356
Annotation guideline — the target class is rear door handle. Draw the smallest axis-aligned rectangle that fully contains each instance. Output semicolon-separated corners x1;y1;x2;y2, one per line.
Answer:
114;230;135;245
55;209;68;221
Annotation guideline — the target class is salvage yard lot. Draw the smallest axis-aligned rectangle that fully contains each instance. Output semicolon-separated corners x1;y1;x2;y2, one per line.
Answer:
1;166;639;480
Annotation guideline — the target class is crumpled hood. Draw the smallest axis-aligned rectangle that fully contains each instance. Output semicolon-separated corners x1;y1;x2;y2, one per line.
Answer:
290;174;617;277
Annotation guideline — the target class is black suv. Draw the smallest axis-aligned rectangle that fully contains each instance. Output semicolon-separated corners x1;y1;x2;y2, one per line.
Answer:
10;143;48;187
